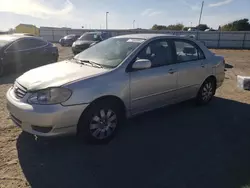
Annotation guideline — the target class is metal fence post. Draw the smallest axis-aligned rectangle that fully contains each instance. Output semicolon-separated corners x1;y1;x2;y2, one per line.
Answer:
217;31;221;48
242;32;247;49
52;29;55;42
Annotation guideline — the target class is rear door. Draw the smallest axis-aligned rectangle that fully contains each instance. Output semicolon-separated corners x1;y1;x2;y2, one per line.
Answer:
173;39;208;101
21;38;49;69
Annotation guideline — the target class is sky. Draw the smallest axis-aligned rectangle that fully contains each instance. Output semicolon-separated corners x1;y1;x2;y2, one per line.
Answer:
0;0;249;31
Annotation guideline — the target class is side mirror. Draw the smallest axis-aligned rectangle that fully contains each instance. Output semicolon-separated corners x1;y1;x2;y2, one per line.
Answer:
132;59;152;70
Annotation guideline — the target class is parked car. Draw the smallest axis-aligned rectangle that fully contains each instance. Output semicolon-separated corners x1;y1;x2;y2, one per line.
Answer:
0;35;58;77
59;34;80;46
188;28;200;32
6;34;225;144
72;32;111;55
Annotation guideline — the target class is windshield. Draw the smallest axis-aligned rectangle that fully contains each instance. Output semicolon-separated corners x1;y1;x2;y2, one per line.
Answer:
74;37;145;68
78;33;101;41
0;40;10;47
64;35;75;39
0;36;17;47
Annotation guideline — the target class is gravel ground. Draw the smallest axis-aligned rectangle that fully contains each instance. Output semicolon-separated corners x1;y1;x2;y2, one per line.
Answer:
0;46;250;188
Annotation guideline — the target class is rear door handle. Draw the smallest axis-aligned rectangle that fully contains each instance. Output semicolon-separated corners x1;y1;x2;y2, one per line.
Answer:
168;69;176;74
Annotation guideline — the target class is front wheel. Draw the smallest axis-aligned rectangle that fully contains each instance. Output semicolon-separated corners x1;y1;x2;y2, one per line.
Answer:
196;78;216;105
78;100;123;144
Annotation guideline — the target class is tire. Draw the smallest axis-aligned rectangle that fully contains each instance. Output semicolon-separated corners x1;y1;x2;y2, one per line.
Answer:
196;78;216;105
78;99;124;144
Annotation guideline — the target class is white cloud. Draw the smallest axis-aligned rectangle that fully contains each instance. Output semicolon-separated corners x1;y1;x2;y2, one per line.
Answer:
208;0;233;7
148;11;163;17
181;0;201;11
141;9;153;16
0;0;74;19
141;9;162;17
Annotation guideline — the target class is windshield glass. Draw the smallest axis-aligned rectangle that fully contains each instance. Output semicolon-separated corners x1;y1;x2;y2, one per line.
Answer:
74;37;145;68
64;35;75;39
78;33;101;41
0;36;17;47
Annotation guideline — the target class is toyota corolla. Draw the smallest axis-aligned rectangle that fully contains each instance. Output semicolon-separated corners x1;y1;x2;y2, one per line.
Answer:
6;34;225;143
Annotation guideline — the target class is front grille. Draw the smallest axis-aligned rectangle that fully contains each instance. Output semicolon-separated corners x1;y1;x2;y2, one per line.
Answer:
13;82;27;99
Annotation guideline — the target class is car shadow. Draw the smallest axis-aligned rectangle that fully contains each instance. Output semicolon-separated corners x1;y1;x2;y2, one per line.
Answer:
17;97;250;188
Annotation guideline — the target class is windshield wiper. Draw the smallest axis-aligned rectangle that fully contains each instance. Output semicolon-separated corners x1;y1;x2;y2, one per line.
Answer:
73;58;103;68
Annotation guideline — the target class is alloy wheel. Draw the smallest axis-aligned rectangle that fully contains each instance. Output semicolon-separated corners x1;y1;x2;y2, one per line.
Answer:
202;82;213;102
89;109;117;140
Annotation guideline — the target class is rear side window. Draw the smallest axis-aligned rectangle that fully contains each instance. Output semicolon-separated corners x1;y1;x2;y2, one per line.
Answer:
7;39;47;51
174;40;205;63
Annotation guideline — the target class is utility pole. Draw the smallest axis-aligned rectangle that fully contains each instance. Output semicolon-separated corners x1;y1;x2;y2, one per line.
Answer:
198;1;204;26
133;20;135;29
106;12;109;29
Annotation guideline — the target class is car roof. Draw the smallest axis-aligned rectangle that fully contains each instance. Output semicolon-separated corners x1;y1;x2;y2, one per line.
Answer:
0;34;45;41
114;33;175;40
84;32;103;35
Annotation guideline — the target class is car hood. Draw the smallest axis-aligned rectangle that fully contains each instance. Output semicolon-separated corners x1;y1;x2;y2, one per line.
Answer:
16;60;109;91
74;40;94;46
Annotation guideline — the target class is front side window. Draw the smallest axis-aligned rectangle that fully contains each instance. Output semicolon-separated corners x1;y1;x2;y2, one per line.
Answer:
75;37;145;68
136;40;173;67
174;40;205;63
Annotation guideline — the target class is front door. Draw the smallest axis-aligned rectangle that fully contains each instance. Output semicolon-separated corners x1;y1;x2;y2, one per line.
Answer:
173;40;208;101
129;39;178;115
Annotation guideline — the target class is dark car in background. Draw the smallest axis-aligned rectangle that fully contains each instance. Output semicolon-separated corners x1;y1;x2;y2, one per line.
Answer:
0;35;58;77
72;32;111;55
59;34;80;46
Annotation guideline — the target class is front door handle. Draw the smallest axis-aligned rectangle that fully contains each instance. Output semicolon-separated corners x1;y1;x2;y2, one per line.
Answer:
201;64;205;68
168;69;176;74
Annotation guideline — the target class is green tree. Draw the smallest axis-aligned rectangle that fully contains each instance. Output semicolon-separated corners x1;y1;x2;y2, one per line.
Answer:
221;19;250;31
152;24;168;30
152;24;184;31
166;23;184;31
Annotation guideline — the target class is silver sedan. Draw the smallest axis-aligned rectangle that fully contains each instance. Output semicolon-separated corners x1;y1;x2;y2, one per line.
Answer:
6;34;225;143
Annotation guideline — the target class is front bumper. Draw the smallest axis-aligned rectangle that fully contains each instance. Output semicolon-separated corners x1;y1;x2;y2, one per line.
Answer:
6;87;89;137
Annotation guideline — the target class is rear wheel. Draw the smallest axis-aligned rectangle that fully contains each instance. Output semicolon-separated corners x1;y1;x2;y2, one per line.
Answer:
196;78;216;105
78;99;124;144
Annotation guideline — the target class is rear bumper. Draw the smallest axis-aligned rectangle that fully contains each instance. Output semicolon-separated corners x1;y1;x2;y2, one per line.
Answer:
6;87;89;137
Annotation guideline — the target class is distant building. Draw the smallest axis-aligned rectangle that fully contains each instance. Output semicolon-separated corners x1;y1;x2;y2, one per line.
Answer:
15;24;40;36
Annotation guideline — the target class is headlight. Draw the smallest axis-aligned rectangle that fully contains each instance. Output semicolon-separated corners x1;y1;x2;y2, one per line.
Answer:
72;42;76;47
27;87;72;105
